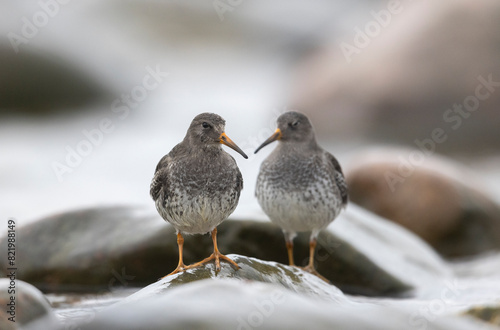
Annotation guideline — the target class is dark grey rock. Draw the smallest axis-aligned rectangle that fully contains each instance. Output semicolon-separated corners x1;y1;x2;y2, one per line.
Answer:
0;207;167;292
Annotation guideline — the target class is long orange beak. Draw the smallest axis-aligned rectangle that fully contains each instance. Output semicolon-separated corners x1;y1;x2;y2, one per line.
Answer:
219;132;248;159
254;128;282;154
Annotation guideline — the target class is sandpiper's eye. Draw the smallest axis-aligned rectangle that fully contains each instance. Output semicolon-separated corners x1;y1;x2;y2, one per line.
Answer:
291;121;299;127
202;122;210;129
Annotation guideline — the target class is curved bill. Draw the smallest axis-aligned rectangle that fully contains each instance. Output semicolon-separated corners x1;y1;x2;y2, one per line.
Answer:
254;128;282;154
219;132;248;159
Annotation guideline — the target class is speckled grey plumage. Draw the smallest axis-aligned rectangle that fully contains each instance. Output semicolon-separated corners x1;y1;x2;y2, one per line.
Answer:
150;113;244;235
255;111;348;242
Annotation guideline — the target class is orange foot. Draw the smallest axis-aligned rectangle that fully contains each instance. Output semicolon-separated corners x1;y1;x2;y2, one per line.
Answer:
301;265;330;283
189;227;240;271
189;251;240;272
162;261;190;278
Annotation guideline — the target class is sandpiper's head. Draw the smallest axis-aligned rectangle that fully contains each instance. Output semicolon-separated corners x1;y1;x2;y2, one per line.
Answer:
187;113;248;159
255;111;315;154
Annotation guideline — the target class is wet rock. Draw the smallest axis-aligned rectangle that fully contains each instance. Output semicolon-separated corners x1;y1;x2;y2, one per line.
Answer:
291;0;500;153
0;279;59;330
0;206;414;296
345;149;500;258
121;255;347;303
73;279;484;330
464;305;500;327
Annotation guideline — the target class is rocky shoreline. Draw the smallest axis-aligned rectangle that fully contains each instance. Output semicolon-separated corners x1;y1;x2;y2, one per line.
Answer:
1;202;500;329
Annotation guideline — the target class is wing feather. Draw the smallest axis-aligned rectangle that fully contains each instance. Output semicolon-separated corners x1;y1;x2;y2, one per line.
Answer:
325;152;348;206
150;154;171;202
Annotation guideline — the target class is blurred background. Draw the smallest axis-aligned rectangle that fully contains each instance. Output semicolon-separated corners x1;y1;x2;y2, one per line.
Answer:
2;0;500;227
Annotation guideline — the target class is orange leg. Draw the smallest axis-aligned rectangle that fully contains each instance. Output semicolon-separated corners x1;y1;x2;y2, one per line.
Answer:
283;230;296;266
302;238;329;283
307;238;316;269
286;240;295;266
163;232;187;278
188;228;240;271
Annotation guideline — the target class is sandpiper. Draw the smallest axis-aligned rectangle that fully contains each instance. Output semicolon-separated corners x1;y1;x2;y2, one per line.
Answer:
150;113;248;276
254;111;348;281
